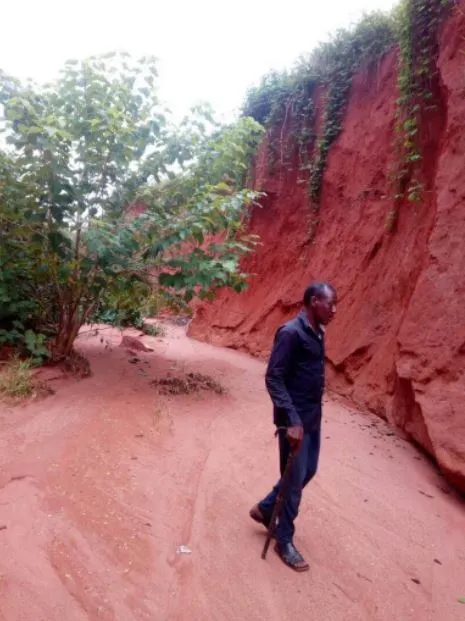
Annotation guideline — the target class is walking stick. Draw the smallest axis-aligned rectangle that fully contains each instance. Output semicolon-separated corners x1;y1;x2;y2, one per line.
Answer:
261;449;296;560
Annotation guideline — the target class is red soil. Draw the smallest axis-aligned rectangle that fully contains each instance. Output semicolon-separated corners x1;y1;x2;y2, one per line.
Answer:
0;326;464;620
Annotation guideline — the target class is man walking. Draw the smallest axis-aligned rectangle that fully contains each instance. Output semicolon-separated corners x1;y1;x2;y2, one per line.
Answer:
250;282;337;571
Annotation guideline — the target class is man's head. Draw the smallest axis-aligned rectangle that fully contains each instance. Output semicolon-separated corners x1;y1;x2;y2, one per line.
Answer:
303;282;337;326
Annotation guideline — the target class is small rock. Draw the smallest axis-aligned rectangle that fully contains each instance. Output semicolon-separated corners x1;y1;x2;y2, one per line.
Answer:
411;578;421;585
176;545;192;555
121;335;153;352
433;558;442;565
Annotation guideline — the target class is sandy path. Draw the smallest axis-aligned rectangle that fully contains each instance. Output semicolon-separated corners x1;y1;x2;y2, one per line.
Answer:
0;325;464;621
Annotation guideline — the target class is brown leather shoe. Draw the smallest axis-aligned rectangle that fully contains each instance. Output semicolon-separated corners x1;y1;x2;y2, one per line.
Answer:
249;504;271;529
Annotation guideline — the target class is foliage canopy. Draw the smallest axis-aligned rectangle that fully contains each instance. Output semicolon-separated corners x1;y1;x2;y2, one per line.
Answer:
0;53;264;361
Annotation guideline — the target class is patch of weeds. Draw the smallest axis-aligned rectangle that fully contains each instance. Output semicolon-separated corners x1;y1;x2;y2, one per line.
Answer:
152;372;225;396
0;356;53;402
0;356;34;399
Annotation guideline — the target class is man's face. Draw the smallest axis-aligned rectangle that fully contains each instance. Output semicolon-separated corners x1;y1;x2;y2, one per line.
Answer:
312;288;337;325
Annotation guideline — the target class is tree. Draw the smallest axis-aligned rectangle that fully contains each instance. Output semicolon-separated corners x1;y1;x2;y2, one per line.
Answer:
0;53;264;360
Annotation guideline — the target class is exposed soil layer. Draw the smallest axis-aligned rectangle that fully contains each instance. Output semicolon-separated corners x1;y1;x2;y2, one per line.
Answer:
188;2;465;492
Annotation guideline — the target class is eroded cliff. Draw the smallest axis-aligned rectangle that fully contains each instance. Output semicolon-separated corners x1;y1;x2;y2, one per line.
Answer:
189;3;465;492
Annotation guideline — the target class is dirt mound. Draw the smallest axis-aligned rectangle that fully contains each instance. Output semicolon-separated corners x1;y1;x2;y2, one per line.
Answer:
120;334;154;352
152;372;224;395
58;350;92;378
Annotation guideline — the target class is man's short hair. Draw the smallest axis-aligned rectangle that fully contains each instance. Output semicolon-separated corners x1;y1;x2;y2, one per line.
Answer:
303;282;335;306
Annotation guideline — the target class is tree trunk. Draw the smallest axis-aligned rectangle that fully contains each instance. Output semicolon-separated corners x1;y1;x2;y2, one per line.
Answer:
51;306;83;360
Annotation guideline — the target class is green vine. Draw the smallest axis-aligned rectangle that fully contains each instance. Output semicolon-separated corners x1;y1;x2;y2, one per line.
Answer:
243;73;316;176
244;11;396;222
287;83;316;176
388;0;453;230
243;0;455;237
308;59;354;207
308;12;396;205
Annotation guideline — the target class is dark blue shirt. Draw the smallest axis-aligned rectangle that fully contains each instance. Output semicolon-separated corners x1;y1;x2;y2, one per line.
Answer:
265;311;325;432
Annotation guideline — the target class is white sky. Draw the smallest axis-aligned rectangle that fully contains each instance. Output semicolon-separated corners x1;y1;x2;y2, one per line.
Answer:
2;0;396;120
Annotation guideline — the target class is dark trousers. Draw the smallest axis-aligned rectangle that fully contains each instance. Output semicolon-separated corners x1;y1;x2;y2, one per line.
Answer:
258;426;321;545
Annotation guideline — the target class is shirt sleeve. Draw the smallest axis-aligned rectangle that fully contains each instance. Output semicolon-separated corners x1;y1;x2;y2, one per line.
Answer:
265;327;302;427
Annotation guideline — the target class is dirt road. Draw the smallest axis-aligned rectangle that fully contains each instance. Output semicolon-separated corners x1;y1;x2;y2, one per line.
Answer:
0;326;464;621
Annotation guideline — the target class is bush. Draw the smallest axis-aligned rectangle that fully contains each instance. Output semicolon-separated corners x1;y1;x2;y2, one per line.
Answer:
0;54;264;361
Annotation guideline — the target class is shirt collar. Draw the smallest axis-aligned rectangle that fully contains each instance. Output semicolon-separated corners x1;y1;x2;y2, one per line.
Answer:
299;310;325;337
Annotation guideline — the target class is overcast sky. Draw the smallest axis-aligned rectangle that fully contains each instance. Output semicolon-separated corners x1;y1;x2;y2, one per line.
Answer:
2;0;396;120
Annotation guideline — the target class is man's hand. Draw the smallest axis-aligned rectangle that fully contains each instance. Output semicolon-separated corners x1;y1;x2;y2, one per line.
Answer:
287;425;304;452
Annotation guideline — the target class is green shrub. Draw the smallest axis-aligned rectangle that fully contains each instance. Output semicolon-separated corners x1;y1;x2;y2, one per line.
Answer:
0;54;264;360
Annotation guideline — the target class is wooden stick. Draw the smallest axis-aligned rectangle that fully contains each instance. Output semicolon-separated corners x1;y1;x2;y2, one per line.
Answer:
261;450;296;560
